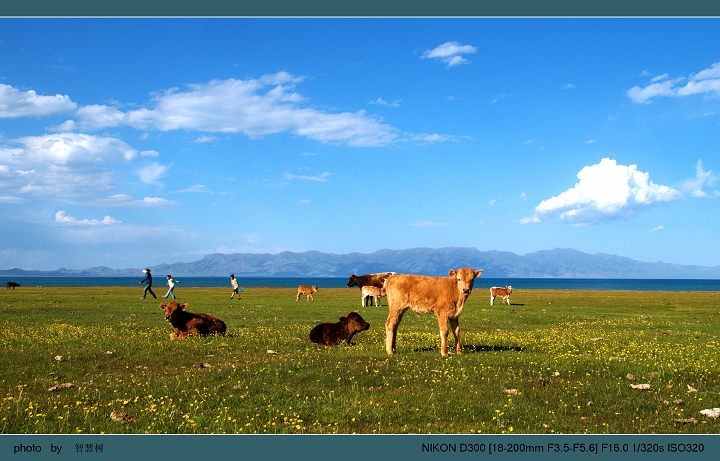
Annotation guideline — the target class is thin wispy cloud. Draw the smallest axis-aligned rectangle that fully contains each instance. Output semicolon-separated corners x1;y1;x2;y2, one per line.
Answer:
421;41;477;68
171;184;213;194
682;159;719;198
520;158;681;226
89;194;177;207
138;162;170;186
193;135;219;143
627;62;720;104
408;220;452;228
368;97;401;107
648;225;666;232
410;133;459;143
283;172;332;182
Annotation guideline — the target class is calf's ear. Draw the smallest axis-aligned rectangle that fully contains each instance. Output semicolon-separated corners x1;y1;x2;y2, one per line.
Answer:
339;317;349;324
181;303;189;310
475;269;484;277
159;303;166;310
448;269;457;277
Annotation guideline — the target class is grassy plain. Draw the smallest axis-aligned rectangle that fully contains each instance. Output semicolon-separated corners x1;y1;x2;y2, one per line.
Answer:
0;285;718;434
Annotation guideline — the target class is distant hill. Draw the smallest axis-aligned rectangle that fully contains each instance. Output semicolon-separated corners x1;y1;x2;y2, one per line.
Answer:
3;247;720;279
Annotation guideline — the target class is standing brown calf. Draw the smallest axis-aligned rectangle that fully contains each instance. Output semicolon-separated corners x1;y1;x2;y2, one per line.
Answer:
296;285;319;301
159;301;226;340
309;312;370;346
384;268;483;357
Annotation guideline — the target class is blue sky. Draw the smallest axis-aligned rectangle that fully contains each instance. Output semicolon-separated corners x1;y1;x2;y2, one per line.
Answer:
1;18;719;270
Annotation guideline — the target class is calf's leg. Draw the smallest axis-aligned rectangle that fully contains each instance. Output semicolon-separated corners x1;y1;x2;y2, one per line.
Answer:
385;307;406;354
436;313;451;357
449;317;462;355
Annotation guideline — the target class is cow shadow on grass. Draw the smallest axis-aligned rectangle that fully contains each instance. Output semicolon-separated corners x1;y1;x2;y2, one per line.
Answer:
413;344;525;353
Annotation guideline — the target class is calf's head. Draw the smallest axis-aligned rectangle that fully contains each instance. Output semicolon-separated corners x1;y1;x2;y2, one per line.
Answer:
344;312;370;333
159;301;188;322
449;268;483;296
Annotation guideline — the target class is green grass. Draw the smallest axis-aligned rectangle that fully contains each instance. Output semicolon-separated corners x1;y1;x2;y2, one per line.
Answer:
1;285;719;434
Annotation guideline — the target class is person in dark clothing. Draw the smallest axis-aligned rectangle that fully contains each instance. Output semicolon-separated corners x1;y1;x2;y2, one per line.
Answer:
139;269;157;299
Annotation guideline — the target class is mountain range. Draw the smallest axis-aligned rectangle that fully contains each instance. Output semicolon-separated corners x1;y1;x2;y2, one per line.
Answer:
2;247;720;279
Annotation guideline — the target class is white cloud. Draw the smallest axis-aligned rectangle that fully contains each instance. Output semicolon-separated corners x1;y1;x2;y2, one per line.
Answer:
0;84;77;118
67;73;397;147
521;158;681;226
55;210;120;225
140;150;160;157
561;83;576;90
0;133;140;197
138;162;170;186
627;62;720;103
297;199;310;205
408;220;452;228
421;41;478;68
283;172;332;182
488;199;496;206
11;133;137;165
648;225;666;232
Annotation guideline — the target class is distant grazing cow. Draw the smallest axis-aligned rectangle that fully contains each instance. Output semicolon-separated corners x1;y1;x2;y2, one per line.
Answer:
310;312;370;346
296;285;319;301
361;286;386;307
159;301;226;340
490;286;513;305
384;268;483;357
6;282;20;289
347;272;396;289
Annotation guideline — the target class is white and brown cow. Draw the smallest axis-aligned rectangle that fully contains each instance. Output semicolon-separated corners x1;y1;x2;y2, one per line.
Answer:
490;286;513;305
296;285;319;301
159;301;226;340
361;285;386;307
347;272;396;289
384;268;483;357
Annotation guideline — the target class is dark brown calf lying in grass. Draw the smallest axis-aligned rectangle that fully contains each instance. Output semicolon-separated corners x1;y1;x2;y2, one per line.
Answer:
310;312;370;346
159;301;226;340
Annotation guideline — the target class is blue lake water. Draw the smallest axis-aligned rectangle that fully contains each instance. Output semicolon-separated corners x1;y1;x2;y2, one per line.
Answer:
4;276;720;291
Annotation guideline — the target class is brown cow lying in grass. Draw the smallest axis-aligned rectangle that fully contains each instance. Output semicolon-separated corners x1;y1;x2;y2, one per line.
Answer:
296;285;319;301
384;268;483;357
309;312;370;346
159;301;226;340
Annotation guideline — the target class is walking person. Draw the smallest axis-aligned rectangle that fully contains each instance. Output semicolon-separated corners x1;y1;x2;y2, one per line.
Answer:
163;274;179;299
230;274;243;299
139;269;157;299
